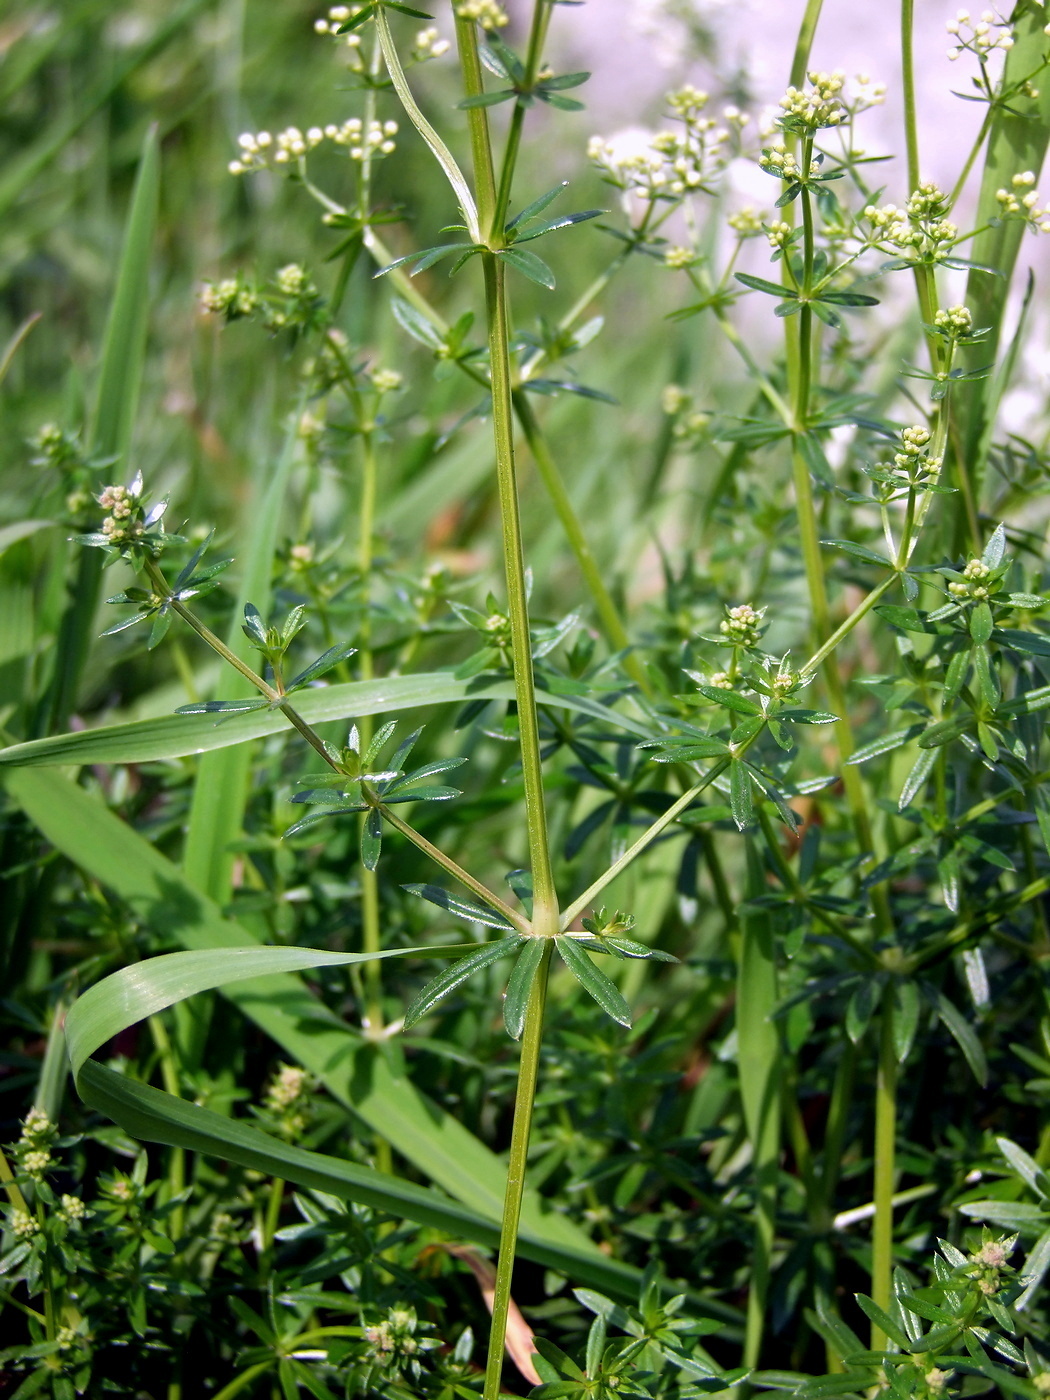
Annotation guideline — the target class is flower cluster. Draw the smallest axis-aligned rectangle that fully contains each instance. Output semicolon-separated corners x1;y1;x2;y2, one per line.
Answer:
588;86;738;207
370;366;403;393
728;206;765;237
775;70;846;134
455;0;509;28
966;1234;1016;1294
200;275;259;320
362;1306;441;1379
660;384;709;440
933;304;973;340
29;423;83;472
228;118;397;175
866;424;943;503
261;1063;313;1140
946;8;1016;61
12;1108;57;1182
864;182;958;259
995;171;1050;232
74;472;172;560
412;26;450;60
758;140;820;184
720;603;764;648
948;557;995;601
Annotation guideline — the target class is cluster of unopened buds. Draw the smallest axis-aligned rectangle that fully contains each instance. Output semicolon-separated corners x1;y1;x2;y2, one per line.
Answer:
412;26;450;60
370;366;403;393
966;1235;1015;1294
995;172;1050;232
946;8;1018;60
934;304;973;339
864;182;958;256
586;136;669;201
948;557;995;601
660;384;709;439
200;276;259;320
98;482;145;545
13;1108;56;1182
874;424;943;499
263;1063;312;1140
663;245;697;268
456;0;509;28
720;603;763;648
765;219;793;249
588;86;736;205
776;70;846;132
758;141;819;184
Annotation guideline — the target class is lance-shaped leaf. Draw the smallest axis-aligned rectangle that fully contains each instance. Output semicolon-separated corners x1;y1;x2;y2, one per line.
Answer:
404;938;523;1027
503;938;548;1039
556;936;631;1026
286;641;357;691
403;883;517;931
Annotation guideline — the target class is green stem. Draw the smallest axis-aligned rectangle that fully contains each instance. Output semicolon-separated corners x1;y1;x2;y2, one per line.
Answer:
453;12;497;236
900;0;920;194
871;993;898;1345
378;802;530;932
483;251;559;935
356;430;384;1038
789;0;826;87
483;940;553;1400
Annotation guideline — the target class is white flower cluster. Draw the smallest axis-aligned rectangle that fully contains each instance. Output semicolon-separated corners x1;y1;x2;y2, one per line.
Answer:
995;171;1050;232
97;482;143;543
229;117;397;174
946;8;1016;61
863;182;957;257
588;88;738;204
412;26;450;60
777;70;846;132
456;0;509;28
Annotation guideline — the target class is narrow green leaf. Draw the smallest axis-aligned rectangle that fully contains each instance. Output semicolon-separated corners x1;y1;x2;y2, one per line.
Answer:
556;937;631;1026
503;938;546;1039
892;980;920;1063
899;746;936;810
404;939;522;1027
695;685;763;715
730;760;754;830
853;1295;910;1351
822;539;891;567
736;272;798;299
996;1136;1050;1201
499;246;556;288
928;986;988;1085
402;883;516;930
360;808;382;870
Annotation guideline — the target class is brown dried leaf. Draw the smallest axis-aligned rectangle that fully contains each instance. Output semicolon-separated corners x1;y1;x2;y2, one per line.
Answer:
442;1243;542;1386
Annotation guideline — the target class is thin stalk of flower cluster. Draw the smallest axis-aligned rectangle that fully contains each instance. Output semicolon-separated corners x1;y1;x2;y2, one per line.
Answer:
453;10;498;235
491;1;551;238
374;4;481;243
560;771;725;931
140;558;521;924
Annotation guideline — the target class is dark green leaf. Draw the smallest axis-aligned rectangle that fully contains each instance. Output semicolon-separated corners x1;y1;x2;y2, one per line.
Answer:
499;246;556;288
556;937;631;1026
405;939;523;1027
402;883;516;931
503;938;547;1039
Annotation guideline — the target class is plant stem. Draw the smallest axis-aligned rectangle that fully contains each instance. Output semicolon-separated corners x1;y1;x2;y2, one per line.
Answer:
483;939;553;1400
483;251;559;935
900;0;920;195
871;991;898;1345
789;0;825;88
